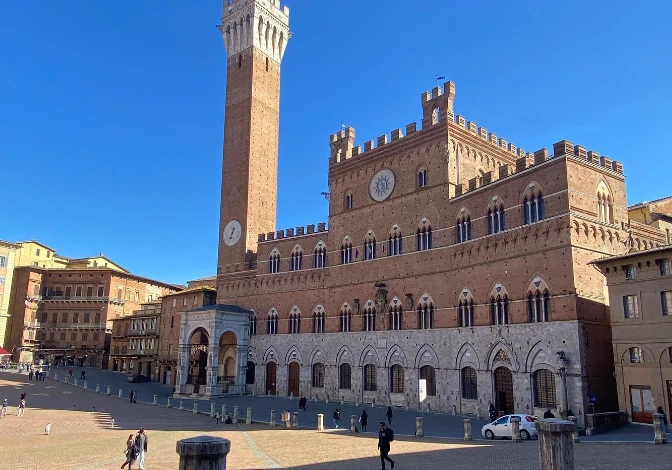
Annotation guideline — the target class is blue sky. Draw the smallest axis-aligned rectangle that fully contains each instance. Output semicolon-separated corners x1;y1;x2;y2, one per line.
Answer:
1;1;670;284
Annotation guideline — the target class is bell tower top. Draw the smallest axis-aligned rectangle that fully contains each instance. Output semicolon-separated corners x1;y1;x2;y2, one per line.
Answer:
220;0;290;64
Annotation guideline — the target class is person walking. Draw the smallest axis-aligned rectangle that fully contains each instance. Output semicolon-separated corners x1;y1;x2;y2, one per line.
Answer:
386;406;393;426
378;422;395;470
215;411;221;424
332;407;341;429
17;399;25;417
2;399;8;417
121;433;137;469
135;428;148;470
360;409;368;432
657;406;669;434
488;401;496;421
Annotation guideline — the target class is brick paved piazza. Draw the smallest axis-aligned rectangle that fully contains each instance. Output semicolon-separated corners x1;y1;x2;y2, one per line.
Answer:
1;372;671;470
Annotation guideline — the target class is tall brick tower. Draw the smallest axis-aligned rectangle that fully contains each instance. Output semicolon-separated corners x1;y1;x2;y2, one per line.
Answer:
217;0;290;276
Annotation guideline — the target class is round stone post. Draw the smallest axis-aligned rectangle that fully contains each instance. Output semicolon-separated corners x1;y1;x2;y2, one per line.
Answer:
83;380;87;389
118;388;123;398
568;416;579;443
511;416;521;443
653;413;668;445
222;404;227;419
293;411;299;429
74;378;78;387
463;419;472;441
167;397;172;408
54;373;58;380
452;405;456;416
153;395;158;405
416;416;424;438
246;407;252;424
290;392;293;400
317;413;324;430
176;436;230;470
95;384;100;393
270;410;276;426
233;406;239;424
106;386;111;396
193;401;198;414
350;415;356;432
355;397;359;407
179;399;184;410
210;402;216;417
536;418;575;470
475;407;481;420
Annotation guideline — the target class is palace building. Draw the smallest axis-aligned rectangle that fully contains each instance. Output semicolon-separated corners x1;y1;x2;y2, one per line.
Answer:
170;0;671;424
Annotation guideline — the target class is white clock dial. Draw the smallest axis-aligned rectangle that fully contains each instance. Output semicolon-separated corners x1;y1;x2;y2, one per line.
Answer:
223;219;242;246
369;169;395;202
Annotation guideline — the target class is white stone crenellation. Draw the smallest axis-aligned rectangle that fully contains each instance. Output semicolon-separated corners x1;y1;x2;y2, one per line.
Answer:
220;0;290;63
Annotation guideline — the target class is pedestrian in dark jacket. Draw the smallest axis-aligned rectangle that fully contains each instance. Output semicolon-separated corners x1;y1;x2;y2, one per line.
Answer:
378;422;395;470
488;401;496;421
332;408;341;428
543;409;555;419
657;406;669;433
386;406;393;425
360;410;368;432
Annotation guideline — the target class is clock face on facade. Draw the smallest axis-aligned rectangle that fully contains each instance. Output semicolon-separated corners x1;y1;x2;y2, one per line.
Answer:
223;219;242;246
369;169;395;202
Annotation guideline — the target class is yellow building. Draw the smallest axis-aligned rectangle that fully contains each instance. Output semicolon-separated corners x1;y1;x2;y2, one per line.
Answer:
0;241;20;347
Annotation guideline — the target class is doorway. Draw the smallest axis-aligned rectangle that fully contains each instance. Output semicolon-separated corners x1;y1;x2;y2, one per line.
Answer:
266;362;277;395
494;367;514;415
630;386;654;423
164;367;172;385
288;362;300;397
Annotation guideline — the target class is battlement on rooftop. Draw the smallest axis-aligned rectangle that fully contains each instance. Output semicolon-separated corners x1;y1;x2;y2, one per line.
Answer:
224;0;289;19
257;222;328;244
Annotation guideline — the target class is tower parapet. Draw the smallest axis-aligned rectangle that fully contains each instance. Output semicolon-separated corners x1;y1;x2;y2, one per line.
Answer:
220;0;290;64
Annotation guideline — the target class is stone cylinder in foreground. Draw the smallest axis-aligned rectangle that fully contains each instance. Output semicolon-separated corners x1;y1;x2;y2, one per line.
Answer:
350;415;356;432
463;419;472;441
269;409;275;426
568;416;579;443
317;413;324;430
536;418;575;470
246;407;252;424
233;406;239;424
176;435;230;470
511;416;521;443
416;416;424;437
653;413;668;445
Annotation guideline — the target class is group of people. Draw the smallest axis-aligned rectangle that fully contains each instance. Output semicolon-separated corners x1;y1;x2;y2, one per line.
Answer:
0;394;26;419
28;369;45;381
298;395;307;411
121;428;148;470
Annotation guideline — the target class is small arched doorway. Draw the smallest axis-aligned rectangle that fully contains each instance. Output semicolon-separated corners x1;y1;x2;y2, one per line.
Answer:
494;366;514;415
146;363;152;379
218;331;238;392
266;362;277;395
189;327;209;394
288;362;300;397
246;361;256;385
163;366;172;385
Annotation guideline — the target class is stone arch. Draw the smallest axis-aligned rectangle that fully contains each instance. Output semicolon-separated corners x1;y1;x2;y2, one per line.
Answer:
359;344;380;367
520;180;545;203
262;345;278;364
187;326;210;344
619;344;656;364
458;288;474;303
486;341;519;371
456;206;472;221
285;345;303;365
385;344;408;367
523;274;551;298
309;346;326;366
525;341;558;373
489;281;510;299
658;346;672;365
456;342;480;371
247;346;258;364
415;344;440;369
336;345;354;366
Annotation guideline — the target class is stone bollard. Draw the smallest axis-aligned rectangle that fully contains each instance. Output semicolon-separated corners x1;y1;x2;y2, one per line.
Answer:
54;373;58;380
233;406;239;424
317;413;324;430
83;380;87;389
350;415;357;432
210;403;216;417
452;405;456;416
179;399;184;410
355;397;359;407
653;413;668;445
246;407;252;425
511;416;521;443
167;397;172;408
463;419;472;441
536;418;575;470
193;401;198;414
222;405;227;419
118;388;123;398
416;416;424;438
293;411;299;429
106;386;111;396
176;435;230;470
153;395;158;405
95;384;100;393
74;379;78;387
290;392;293;400
568;416;579;443
270;410;276;426
475;407;481;420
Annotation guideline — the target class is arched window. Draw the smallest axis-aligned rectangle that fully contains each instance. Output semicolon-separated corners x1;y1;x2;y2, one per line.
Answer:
363;304;376;332
533;369;557;408
490;295;510;325
339;363;351;389
417;224;433;251
459;298;474;327
341;237;353;264
113;346;120;355
312;305;325;334
364;363;377;391
390;364;404;393
597;183;614;224
288;309;301;334
339;304;352;333
388;226;403;256
290;245;303;271
461;366;478;400
345;192;354;210
249;314;257;336
364;231;376;260
527;289;551;323
389;303;403;331
417;295;434;329
267;309;278;335
269;249;281;274
524;184;546;225
487;202;506;234
419;365;436;396
314;241;327;268
312;363;325;387
456;213;472;243
418;168;428;188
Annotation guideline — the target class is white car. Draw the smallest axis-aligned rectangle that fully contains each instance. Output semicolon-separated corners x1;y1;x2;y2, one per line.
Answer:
481;414;538;440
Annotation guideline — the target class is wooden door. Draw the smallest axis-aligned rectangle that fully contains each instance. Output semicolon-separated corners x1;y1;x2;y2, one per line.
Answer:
494;367;514;415
288;362;300;397
630;386;654;423
266;362;277;395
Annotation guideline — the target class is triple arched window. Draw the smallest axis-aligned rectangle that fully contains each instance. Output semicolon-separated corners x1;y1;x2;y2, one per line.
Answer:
363;304;376;332
388;226;403;256
267;309;278;335
528;289;551;323
490;295;510;325
389;304;403;331
314;241;327;268
364;232;376;260
312;306;325;333
456;214;472;243
290;246;302;271
249;314;257;336
339;305;352;333
417;224;433;251
269;249;281;274
458;298;475;327
288;311;301;334
524;192;545;224
341;237;353;264
597;183;614;224
488;203;506;234
417;296;434;329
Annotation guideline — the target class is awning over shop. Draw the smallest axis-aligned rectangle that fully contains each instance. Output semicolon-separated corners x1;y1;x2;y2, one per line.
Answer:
0;347;11;356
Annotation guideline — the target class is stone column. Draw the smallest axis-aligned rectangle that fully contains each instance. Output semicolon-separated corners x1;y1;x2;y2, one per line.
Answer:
536;418;575;470
175;343;189;395
206;335;221;397
167;397;172;408
653;413;667;445
416;417;424;438
154;395;158;405
210;403;216;417
293;411;299;429
106;386;111;396
118;389;123;398
83;380;87;389
54;373;58;380
233;406;239;424
270;410;276;426
317;413;324;430
74;379;78;387
95;384;100;393
568;416;579;443
350;415;356;432
179;399;184;410
176;436;230;470
463;419;472;441
246;407;252;424
193;401;198;414
557;367;569;418
222;404;227;419
511;416;521;443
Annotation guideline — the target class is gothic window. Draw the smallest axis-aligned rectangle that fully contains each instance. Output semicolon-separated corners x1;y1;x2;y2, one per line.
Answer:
339;363;351;389
524;185;546;224
417;294;434;329
390;364;404;393
458;297;475;327
389;304;403;331
249;314;257;336
312;305;325;333
487;201;506;234
388;226;403;256
419;365;436;396
314;241;327;268
364;231;376;260
596;182;614;224
267;309;278;335
290;245;303;271
363;305;376;332
341;237;353;264
269;249;281;274
490;294;510;325
339;304;352;333
533;369;557;408
345;193;354;210
312;363;325;387
417;223;433;251
456;212;472;243
461;366;478;400
288;309;301;334
364;364;377;391
418;168;428;188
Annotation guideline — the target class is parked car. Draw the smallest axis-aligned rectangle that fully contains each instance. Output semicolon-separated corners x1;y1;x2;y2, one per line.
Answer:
481;414;538;440
127;375;151;383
